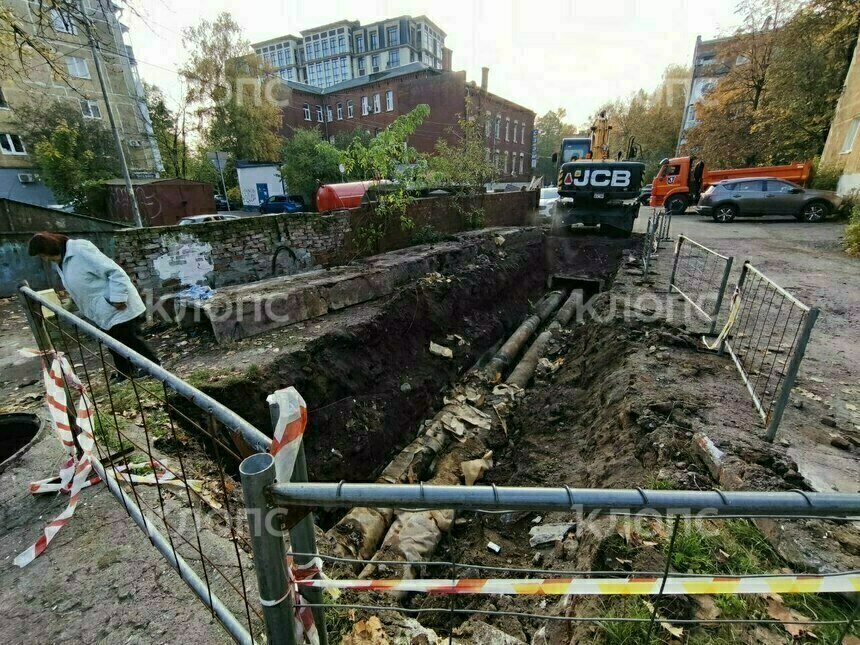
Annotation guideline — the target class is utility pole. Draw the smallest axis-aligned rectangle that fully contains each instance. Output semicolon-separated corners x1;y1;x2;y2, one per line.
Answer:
83;14;144;227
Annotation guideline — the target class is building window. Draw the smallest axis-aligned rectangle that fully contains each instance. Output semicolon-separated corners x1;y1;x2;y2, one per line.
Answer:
0;133;26;155
519;153;524;175
370;32;378;50
361;96;370;116
494;115;501;140
51;9;75;34
505;118;510;141
503;151;509;174
358;57;366;76
66;56;90;79
356;35;365;53
373;93;381;113
522;125;526;145
386;26;399;46
336;102;343;120
347;99;354;118
385;90;394;111
494;149;500;169
513;121;518;143
388;50;400;67
80;99;101;119
485;147;491;162
485;111;491;138
0;88;8;109
841;117;860;154
316;105;323;122
338;35;346;52
303;103;311;121
371;55;380;72
326;105;333;122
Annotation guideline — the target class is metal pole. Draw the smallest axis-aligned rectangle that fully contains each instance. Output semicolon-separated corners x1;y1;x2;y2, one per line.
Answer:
720;263;748;356
240;453;297;645
269;482;860;516
709;256;734;336
765;307;819;442
86;27;144;228
268;401;328;645
216;152;231;212
668;235;683;291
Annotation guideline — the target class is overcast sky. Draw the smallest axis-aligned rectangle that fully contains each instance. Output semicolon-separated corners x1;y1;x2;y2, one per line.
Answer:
125;0;743;126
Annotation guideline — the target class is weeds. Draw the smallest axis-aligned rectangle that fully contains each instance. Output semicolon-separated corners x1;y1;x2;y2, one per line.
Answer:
666;519;780;575
599;598;655;644
844;201;860;256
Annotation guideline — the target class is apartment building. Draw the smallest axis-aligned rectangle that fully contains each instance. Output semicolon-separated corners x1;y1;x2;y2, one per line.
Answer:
820;25;860;195
0;0;163;206
676;34;742;153
253;15;448;90
279;64;535;183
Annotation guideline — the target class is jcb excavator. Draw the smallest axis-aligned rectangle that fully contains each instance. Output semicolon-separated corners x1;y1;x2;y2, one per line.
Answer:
550;111;645;236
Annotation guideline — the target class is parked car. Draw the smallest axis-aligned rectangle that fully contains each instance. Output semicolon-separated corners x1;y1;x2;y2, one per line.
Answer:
259;194;303;214
697;178;842;223
538;187;559;216
214;194;230;210
179;214;240;225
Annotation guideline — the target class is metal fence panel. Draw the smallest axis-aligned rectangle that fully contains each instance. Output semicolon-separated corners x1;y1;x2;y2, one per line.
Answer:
669;235;734;335
719;263;819;441
18;284;270;644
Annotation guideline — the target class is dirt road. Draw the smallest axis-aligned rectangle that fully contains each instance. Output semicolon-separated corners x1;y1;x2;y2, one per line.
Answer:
637;211;860;493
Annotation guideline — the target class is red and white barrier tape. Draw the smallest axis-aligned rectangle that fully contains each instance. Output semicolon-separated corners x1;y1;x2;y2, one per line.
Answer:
266;387;320;645
298;572;860;596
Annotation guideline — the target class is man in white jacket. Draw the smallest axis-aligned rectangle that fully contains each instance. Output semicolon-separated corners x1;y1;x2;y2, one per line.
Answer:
28;232;159;383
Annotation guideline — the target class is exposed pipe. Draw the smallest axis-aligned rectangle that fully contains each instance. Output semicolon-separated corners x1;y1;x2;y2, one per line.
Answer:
484;290;566;381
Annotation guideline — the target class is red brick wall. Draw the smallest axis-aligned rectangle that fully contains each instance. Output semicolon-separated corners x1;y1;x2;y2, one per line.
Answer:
281;70;536;181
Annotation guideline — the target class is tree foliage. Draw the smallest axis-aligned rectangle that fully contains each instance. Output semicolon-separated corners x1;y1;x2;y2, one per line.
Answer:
685;0;859;167
534;108;578;184
19;100;119;209
180;12;283;162
426;99;497;189
145;84;190;179
280;128;341;204
595;65;690;180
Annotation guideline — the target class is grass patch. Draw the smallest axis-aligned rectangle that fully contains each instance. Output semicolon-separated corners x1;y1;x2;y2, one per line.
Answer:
666;519;781;575
644;475;675;490
599;598;656;644
782;593;860;644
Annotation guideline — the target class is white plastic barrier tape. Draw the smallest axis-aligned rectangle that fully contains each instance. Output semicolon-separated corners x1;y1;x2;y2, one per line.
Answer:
703;287;741;351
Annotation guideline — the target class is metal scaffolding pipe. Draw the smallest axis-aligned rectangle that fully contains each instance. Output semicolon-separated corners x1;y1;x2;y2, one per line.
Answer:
269;483;860;517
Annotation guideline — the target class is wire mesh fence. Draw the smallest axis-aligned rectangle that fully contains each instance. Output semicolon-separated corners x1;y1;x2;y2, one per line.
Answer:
246;469;860;645
669;235;734;336
718;263;820;442
641;210;672;276
17;284;271;645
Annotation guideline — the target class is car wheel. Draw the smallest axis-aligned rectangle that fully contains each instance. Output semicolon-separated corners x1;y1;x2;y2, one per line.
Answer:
712;204;737;223
801;201;830;222
666;196;688;214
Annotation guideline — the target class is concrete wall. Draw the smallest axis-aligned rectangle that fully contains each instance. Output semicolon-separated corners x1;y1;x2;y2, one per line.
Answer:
0;199;125;233
821;27;860;196
0;191;534;297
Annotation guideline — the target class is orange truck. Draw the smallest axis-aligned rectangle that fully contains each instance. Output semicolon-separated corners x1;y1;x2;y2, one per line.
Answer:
649;156;813;213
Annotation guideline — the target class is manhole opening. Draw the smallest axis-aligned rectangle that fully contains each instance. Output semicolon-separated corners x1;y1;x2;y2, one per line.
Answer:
0;413;41;465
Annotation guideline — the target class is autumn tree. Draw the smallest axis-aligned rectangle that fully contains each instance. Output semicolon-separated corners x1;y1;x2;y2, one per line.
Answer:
534;108;577;184
427;99;497;189
180;12;283;162
145;84;190;179
280;128;341;204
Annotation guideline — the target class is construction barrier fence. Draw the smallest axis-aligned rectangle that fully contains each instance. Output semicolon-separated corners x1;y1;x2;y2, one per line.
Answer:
669;234;734;336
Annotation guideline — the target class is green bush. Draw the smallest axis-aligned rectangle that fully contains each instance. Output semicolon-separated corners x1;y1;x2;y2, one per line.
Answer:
810;158;843;191
844;202;860;256
226;186;242;208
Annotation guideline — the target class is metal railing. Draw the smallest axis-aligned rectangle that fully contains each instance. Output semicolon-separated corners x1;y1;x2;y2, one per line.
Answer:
242;457;860;644
669;235;734;335
18;284;272;644
641;209;672;275
718;263;819;442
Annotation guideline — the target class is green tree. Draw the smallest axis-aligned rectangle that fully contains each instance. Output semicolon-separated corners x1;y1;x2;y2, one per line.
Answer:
534;108;578;185
280;128;341;204
180;12;283;162
145;83;190;178
333;128;373;151
427;98;497;189
341;105;430;250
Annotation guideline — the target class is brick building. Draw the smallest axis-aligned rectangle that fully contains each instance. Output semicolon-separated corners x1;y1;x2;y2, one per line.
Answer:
279;63;536;183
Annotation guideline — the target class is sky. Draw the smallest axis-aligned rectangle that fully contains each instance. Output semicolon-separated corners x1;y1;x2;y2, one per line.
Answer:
124;0;744;126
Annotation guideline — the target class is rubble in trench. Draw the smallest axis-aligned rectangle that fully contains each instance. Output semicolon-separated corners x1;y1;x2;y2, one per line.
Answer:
323;281;860;645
